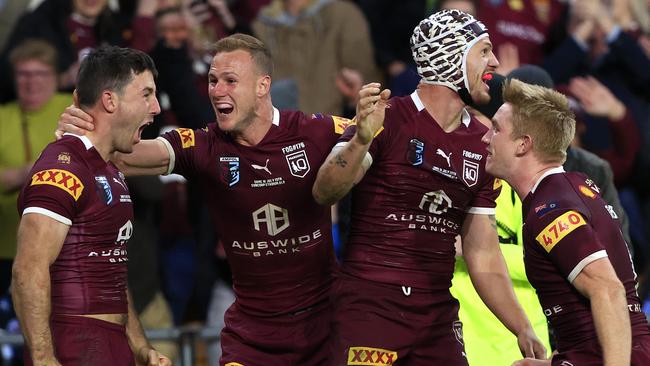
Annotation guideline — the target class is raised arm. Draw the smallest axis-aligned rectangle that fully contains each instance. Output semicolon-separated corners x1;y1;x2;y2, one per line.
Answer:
57;104;170;176
312;83;390;205
11;214;69;366
572;258;630;366
461;213;547;359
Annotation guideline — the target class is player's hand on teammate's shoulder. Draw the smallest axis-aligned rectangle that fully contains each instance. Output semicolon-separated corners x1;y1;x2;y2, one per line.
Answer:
354;82;391;145
55;103;95;140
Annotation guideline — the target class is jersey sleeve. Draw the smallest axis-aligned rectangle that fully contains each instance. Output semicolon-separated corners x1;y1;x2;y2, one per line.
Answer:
19;152;88;226
467;175;501;215
158;126;211;178
530;208;607;282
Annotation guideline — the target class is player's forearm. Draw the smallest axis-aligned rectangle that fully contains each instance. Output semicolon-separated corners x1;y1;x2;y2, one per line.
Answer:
313;136;369;205
590;282;631;366
11;264;56;361
467;256;533;336
125;290;152;359
111;140;170;176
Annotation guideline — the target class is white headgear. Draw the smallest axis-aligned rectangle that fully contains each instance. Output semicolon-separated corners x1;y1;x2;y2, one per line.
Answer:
410;9;488;94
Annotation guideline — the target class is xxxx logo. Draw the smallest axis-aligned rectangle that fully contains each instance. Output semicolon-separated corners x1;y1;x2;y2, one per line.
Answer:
348;346;397;366
175;128;195;148
30;169;84;200
333;115;356;134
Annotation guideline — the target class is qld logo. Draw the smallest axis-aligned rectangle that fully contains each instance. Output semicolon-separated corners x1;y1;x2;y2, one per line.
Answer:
285;150;310;178
407;139;424;166
94;176;113;205
220;157;240;187
462;159;479;187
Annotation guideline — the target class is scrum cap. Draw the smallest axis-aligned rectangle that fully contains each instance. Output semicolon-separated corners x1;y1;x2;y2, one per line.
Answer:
410;9;488;99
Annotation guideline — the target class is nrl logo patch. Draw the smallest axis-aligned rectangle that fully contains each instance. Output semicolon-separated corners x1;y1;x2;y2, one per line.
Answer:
407;138;424;166
285;150;310;178
220;156;240;187
95;176;113;205
462;159;479;187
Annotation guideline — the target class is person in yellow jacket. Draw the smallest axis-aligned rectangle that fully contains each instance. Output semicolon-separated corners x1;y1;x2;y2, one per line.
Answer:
450;72;551;365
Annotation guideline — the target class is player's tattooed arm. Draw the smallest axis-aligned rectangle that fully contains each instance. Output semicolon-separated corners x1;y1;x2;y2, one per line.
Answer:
488;214;497;231
331;154;348;168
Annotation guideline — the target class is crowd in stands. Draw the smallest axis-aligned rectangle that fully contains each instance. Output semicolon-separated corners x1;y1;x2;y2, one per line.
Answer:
0;0;649;364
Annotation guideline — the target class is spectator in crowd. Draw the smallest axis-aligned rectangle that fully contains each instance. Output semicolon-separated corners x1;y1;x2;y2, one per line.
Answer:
0;0;160;102
0;39;71;297
252;0;379;116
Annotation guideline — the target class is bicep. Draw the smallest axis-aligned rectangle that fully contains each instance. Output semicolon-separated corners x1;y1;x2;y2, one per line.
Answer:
572;257;621;299
461;213;498;254
114;139;170;176
15;213;69;268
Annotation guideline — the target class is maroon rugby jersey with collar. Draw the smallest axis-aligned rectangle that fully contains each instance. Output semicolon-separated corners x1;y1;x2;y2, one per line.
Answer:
338;91;500;290
522;167;649;352
160;108;349;316
17;134;133;315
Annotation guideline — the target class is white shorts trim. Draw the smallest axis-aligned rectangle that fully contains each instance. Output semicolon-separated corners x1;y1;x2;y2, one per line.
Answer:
23;207;72;226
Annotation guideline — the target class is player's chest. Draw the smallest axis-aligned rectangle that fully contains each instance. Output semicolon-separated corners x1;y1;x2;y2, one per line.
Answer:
205;140;322;191
85;169;133;216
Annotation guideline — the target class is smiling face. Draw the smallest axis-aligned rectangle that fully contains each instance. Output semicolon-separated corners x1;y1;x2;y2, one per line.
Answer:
482;103;520;179
465;37;499;105
14;59;57;112
208;49;269;135
112;70;160;153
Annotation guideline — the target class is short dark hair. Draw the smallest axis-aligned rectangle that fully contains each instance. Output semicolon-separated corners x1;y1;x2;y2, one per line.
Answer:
211;33;273;77
76;45;158;108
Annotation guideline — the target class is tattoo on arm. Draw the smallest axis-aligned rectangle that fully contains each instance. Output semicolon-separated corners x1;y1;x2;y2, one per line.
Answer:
331;154;348;168
488;214;497;231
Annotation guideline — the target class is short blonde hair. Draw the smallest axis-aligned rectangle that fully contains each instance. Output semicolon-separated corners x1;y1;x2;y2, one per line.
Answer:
502;79;575;164
211;33;273;77
9;39;58;72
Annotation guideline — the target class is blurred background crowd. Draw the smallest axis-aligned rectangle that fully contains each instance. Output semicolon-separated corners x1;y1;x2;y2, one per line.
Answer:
0;0;649;364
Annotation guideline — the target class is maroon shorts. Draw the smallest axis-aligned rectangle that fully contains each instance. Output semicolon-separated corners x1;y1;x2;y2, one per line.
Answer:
331;274;468;366
552;335;650;366
24;315;134;366
220;300;332;366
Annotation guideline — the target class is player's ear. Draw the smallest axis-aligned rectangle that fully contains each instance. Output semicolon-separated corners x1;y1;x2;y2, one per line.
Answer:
101;90;118;113
257;75;271;97
517;134;532;155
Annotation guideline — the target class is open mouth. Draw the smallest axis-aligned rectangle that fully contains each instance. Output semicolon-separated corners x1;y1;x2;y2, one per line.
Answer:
137;120;153;138
216;102;234;115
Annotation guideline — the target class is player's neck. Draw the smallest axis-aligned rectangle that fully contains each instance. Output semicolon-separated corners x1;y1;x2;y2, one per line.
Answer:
85;119;113;162
508;160;561;201
416;84;466;132
233;102;274;147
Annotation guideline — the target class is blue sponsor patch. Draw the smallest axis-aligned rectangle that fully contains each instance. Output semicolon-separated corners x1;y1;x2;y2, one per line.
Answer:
95;176;113;205
407;139;424;166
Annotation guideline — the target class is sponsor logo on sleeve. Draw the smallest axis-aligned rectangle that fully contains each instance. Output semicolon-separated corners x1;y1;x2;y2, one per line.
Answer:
175;128;195;148
95;176;113;204
332;116;356;134
534;201;558;217
30;169;84;200
57;152;71;164
224;363;245;366
407;139;424;166
347;346;397;366
578;185;596;199
535;210;586;253
219;156;240;187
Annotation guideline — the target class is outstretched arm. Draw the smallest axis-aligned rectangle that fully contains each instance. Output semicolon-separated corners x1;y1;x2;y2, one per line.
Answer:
12;214;68;366
461;213;547;359
57;105;170;176
312;83;390;205
572;258;630;366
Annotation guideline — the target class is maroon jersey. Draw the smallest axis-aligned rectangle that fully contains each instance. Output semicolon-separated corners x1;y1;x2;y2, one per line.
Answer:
338;92;500;290
522;167;649;352
17;134;133;315
160;109;349;316
478;0;565;65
